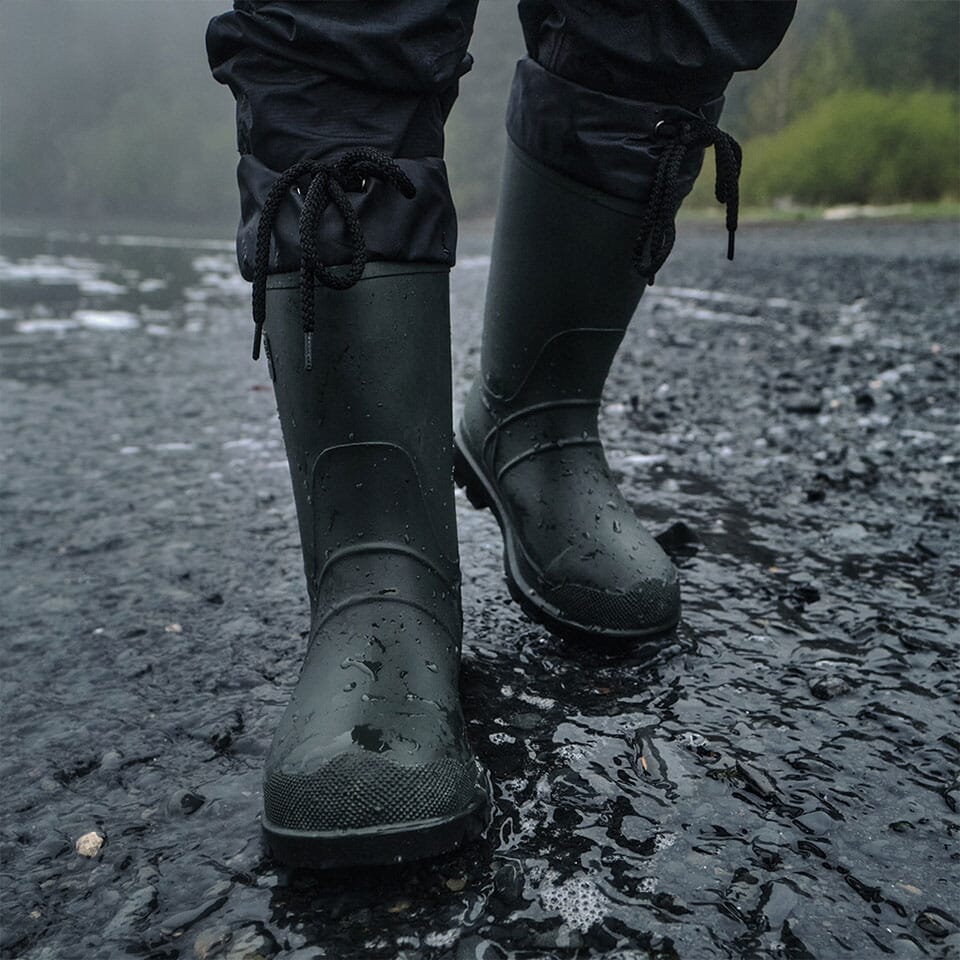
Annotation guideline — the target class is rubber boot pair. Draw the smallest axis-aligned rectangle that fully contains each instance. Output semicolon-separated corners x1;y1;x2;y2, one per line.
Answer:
258;143;695;867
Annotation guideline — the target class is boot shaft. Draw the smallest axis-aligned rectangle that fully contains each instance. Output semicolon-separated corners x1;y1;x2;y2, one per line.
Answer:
263;264;460;613
480;140;650;407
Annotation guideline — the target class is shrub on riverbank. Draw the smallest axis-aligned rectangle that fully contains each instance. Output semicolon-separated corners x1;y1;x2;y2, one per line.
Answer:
699;89;959;208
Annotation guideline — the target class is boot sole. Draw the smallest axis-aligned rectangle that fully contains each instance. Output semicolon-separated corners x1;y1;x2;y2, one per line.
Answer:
454;437;680;643
262;775;491;870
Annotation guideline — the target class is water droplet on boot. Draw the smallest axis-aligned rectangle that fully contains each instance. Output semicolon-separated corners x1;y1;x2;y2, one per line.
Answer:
341;657;375;679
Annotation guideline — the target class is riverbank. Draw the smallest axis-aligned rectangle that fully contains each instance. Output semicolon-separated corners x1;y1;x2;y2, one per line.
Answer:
2;219;958;959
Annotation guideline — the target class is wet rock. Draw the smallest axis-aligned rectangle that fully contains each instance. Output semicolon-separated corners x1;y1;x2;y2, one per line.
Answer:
55;757;101;785
780;920;816;959
37;836;71;861
795;810;836;835
916;909;957;940
787;584;820;608
751;833;783;870
167;789;206;816
223;924;279;959
783;394;823;414
762;881;798;929
493;862;525;904
845;453;873;478
532;927;585;951
204;880;232;899
207;710;245;756
914;538;938;559
831;522;868;543
75;831;104;857
943;934;960;957
655;520;700;558
159;896;228;937
99;749;123;771
890;821;915;834
889;938;926;958
0;924;28;955
896;882;923;896
194;927;232;959
103;885;157;936
736;761;778;799
808;674;852;700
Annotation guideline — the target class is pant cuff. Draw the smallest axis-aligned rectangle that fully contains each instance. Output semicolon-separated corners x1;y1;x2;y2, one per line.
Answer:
506;56;724;203
235;154;456;281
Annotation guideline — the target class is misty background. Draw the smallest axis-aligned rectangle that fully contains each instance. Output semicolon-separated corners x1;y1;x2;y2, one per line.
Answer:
1;0;957;233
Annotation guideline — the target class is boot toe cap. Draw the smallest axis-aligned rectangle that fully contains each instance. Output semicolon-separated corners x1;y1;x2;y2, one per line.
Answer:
544;573;680;635
263;752;483;833
536;538;681;637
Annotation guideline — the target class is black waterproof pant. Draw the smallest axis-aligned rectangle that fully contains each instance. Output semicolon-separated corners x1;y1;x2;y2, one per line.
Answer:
207;1;795;280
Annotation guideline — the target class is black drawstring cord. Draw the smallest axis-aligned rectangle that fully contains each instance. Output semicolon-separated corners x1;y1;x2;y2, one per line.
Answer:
250;147;416;368
633;117;742;285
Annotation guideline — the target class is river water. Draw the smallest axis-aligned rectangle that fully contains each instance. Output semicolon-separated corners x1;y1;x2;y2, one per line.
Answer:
1;220;957;959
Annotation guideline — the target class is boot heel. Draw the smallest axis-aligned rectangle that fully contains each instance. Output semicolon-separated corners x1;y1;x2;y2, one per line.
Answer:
454;442;490;511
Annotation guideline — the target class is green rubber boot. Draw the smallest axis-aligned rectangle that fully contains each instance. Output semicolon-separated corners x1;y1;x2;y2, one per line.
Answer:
456;141;680;643
261;263;488;868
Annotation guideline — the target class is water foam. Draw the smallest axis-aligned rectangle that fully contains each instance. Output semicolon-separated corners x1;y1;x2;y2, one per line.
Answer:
537;870;609;932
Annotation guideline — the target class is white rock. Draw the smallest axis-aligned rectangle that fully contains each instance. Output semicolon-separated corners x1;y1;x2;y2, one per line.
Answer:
76;831;104;857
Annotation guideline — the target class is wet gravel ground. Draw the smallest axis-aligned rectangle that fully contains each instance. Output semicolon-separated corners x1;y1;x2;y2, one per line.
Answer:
1;219;958;960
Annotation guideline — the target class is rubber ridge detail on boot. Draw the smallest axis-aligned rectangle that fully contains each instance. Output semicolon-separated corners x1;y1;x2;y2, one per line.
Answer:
457;141;681;643
262;769;492;869
264;755;478;832
260;264;489;868
454;435;679;643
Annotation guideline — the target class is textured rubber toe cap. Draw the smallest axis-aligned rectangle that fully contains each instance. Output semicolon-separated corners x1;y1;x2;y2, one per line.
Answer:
263;753;482;833
542;575;680;633
538;537;681;632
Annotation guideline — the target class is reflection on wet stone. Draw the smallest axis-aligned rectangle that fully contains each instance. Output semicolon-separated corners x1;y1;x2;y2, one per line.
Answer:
1;222;958;959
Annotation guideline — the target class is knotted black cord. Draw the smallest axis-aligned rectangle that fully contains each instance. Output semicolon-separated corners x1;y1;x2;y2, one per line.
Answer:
633;117;742;285
251;148;416;368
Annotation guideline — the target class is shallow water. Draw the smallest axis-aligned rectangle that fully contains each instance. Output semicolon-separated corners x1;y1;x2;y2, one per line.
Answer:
1;221;958;959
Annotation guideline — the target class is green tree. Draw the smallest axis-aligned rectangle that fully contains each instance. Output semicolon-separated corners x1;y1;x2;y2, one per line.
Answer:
741;89;959;206
791;9;865;117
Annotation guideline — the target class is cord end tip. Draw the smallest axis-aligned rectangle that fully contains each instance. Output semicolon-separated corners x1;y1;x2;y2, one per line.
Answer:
252;323;263;361
727;230;736;261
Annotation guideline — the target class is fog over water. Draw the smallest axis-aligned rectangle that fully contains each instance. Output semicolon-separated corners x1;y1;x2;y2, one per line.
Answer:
1;0;956;228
